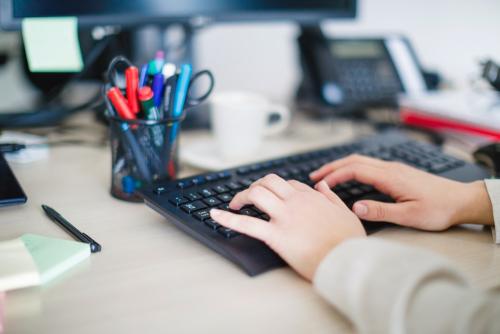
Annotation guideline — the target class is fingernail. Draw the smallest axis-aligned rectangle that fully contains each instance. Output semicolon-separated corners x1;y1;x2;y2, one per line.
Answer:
353;202;368;216
319;180;329;189
210;209;221;217
309;171;318;178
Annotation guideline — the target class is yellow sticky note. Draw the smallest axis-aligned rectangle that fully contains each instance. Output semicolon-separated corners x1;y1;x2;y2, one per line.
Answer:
22;17;83;73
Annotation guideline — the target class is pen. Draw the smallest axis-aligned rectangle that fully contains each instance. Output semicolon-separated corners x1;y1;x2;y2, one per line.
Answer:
151;73;164;108
165;65;192;178
154;50;165;74
162;63;176;79
138;86;164;147
138;86;161;120
139;63;149;88
41;205;102;253
125;66;140;114
172;64;193;119
104;94;152;182
163;74;178;118
107;87;137;120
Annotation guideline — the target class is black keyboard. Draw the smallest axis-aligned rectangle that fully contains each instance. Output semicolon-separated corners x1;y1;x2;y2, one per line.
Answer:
138;131;490;276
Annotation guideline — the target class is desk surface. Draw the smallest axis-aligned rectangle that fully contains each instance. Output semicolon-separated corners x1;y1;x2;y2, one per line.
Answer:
2;116;500;334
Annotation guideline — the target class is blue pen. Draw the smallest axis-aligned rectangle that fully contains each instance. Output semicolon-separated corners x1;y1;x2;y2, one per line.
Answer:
165;64;192;177
172;64;192;118
152;73;164;107
169;64;191;141
139;63;149;88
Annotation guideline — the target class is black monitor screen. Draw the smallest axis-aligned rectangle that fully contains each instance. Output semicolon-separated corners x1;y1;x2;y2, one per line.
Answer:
1;0;356;29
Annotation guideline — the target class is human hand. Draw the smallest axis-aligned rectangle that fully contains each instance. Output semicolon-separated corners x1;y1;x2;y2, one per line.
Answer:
209;174;366;281
310;155;494;231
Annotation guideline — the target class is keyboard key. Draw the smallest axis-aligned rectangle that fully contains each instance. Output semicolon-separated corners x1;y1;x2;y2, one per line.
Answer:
429;162;452;173
186;192;202;201
240;178;253;187
276;169;290;179
200;188;216;197
181;201;207;214
218;193;233;203
213;185;230;194
218;204;239;214
177;180;192;189
262;161;273;169
203;197;222;207
227;181;243;191
205;219;221;231
348;187;364;197
271;159;285;167
237;167;250;175
288;167;301;175
217;171;231;179
250;164;262;172
240;208;259;217
205;174;219;182
168;194;189;206
218;227;239;239
154;186;167;195
336;191;350;200
192;176;206;186
251;206;264;215
359;185;375;193
193;209;211;221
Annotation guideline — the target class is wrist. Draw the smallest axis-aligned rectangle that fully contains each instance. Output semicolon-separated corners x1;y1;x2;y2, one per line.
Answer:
451;181;494;226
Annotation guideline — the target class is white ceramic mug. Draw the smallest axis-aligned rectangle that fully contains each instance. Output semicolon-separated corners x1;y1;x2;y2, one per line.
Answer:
210;91;291;160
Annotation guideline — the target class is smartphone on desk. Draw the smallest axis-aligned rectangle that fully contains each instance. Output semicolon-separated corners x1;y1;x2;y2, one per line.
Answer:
297;28;430;113
0;153;27;207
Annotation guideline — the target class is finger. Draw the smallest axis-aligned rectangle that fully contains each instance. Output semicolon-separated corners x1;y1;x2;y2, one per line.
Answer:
352;200;416;224
229;185;286;218
315;180;347;208
252;173;295;199
310;154;387;181
287;180;312;192
210;209;274;241
320;163;391;192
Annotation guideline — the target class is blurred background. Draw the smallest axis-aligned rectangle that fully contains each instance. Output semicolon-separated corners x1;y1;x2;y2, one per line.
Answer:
0;0;499;112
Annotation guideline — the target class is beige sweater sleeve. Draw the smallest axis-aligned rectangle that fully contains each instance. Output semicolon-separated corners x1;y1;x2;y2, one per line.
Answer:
485;179;500;244
314;238;500;334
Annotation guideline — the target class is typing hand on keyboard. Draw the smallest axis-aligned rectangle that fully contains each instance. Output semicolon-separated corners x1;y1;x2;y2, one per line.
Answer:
310;155;493;231
210;174;366;281
140;130;489;276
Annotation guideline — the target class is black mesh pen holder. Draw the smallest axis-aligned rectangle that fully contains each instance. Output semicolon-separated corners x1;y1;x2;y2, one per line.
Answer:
107;113;184;202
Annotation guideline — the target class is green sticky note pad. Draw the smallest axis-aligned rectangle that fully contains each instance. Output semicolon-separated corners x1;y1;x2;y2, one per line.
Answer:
22;17;83;73
21;234;90;284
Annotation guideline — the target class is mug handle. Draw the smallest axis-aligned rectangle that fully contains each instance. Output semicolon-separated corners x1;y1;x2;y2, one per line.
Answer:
264;104;291;136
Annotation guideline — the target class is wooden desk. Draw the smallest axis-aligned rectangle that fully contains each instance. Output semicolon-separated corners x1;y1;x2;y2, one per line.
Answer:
2;116;499;334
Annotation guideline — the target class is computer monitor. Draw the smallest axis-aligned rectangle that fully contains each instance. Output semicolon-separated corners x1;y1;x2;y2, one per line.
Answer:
0;0;356;29
0;0;357;128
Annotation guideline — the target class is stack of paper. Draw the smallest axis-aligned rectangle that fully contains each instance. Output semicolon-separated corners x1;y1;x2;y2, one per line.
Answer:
400;90;500;139
0;234;90;292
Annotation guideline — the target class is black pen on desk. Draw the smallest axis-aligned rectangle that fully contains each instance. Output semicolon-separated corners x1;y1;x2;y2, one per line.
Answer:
42;205;102;253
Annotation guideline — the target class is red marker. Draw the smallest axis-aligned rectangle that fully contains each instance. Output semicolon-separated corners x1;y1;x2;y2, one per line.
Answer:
125;66;140;114
107;87;136;120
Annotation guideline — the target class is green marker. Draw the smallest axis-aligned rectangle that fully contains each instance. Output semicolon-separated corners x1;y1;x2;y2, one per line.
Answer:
138;86;163;147
138;86;160;120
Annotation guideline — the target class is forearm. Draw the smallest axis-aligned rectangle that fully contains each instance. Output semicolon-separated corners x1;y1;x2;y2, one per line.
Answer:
313;238;500;334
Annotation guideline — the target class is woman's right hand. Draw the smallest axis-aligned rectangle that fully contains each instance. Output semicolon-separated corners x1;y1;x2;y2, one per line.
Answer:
310;155;494;231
